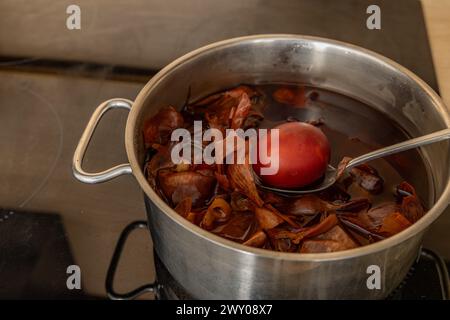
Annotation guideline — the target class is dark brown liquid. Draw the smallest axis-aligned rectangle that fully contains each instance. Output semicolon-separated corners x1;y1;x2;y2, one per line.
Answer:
146;83;430;250
257;84;430;205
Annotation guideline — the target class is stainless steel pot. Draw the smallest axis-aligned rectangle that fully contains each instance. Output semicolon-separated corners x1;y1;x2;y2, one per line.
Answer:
73;35;450;299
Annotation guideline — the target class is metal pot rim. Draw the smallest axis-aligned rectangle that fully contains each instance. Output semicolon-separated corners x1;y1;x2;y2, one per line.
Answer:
125;34;450;262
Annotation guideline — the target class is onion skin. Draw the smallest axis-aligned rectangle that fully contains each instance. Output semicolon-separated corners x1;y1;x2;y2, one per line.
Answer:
227;153;264;207
143;85;426;253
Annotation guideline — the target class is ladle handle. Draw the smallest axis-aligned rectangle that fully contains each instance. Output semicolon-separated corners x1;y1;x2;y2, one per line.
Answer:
346;128;450;169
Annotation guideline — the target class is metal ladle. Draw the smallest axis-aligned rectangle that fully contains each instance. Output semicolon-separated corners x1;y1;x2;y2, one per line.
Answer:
256;128;450;195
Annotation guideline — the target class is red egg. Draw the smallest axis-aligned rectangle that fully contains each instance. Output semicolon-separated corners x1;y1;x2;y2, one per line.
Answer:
253;122;331;188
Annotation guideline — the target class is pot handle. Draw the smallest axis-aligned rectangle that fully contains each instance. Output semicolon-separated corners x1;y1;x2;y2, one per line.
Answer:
73;98;133;183
106;221;160;300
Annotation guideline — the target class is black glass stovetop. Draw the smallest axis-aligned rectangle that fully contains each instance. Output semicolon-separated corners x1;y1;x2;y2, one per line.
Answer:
1;0;448;299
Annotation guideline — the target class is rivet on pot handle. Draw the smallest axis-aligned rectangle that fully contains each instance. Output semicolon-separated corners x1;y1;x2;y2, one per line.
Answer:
73;98;133;183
